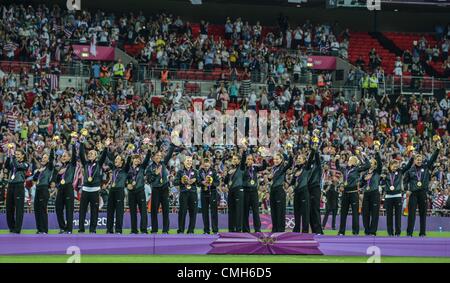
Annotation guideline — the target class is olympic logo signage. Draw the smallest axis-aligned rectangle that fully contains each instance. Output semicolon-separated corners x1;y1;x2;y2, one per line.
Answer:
285;216;296;229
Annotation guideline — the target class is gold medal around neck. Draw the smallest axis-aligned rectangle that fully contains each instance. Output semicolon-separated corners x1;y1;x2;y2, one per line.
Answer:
11;175;15;180
60;179;66;185
132;181;136;186
187;185;192;190
88;177;93;182
344;181;348;187
390;186;395;191
160;178;163;184
417;181;422;187
250;180;255;185
112;182;116;188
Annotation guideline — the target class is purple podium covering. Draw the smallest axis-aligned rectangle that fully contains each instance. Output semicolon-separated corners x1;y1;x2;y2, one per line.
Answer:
1;233;449;257
209;232;322;255
1;213;450;232
0;234;216;255
316;235;450;257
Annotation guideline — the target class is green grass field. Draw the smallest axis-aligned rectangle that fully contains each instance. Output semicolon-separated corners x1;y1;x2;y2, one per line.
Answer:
1;229;449;263
1;254;450;263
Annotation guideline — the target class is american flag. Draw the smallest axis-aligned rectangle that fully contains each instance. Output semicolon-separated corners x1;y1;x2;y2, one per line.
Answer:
53;24;62;33
433;194;445;209
64;26;75;38
41;74;60;91
3;42;18;52
118;103;130;110
6;111;17;131
73;162;84;200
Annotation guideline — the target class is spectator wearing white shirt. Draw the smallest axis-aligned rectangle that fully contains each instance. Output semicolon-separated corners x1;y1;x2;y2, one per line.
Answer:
394;57;403;76
442;39;449;61
248;91;257;111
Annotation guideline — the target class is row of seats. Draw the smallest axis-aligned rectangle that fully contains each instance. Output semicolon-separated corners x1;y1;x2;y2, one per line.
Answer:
0;61;32;73
348;32;397;74
384;32;447;76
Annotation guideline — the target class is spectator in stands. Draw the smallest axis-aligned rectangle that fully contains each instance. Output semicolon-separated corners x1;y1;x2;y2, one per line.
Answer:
443;60;450;78
113;59;125;79
394;57;403;76
442;39;449;61
229;80;238;104
355;56;365;70
402;49;413;72
444;189;450;210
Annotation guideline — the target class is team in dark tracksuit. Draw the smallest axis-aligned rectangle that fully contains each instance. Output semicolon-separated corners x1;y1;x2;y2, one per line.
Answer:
147;144;175;234
384;157;413;236
33;149;55;234
224;151;247;232
55;144;77;234
322;181;339;230
106;154;131;234
199;165;220;234
406;148;439;237
337;156;370;235
269;153;293;233
308;148;324;234
5;151;29;234
78;143;108;233
290;150;314;233
361;152;382;236
242;156;267;233
175;165;199;234
127;150;151;234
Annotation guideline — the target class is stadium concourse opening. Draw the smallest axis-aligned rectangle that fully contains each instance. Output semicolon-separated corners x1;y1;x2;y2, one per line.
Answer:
0;0;450;265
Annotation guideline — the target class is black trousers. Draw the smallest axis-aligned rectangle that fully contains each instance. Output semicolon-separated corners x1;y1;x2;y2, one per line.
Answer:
0;187;5;203
79;190;100;233
362;190;380;235
243;190;261;232
6;183;25;233
407;190;428;236
201;191;219;234
128;189;148;233
55;184;74;232
338;192;360;235
178;191;198;233
385;197;402;236
309;185;323;234
270;187;286;232
151;186;170;233
322;207;337;230
106;188;125;233
34;187;49;233
228;188;244;232
293;189;310;233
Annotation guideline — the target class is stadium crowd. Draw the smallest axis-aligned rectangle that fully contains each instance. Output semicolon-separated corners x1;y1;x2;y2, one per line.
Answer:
1;55;450;219
0;3;450;236
0;4;347;80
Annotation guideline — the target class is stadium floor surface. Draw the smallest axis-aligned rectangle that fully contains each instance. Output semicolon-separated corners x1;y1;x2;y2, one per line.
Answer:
1;229;449;263
1;229;450;237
